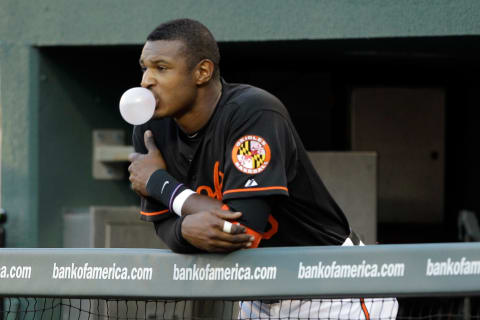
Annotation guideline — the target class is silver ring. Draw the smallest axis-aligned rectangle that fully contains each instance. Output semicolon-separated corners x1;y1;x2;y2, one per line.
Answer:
223;221;232;234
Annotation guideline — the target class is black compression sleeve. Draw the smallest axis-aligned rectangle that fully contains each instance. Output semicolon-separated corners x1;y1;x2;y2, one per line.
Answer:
146;169;187;211
224;197;271;233
154;216;201;253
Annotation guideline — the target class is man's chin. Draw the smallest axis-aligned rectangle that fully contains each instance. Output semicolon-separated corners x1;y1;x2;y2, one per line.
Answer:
152;109;167;119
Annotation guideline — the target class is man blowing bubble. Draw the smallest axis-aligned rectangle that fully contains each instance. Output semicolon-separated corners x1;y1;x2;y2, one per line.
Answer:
128;18;398;319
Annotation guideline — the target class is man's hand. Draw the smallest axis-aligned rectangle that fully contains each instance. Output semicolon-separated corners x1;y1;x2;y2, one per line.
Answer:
128;130;166;196
181;209;255;252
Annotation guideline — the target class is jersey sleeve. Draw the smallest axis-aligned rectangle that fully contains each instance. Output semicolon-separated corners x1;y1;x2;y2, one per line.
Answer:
132;126;175;222
224;197;271;233
222;108;297;201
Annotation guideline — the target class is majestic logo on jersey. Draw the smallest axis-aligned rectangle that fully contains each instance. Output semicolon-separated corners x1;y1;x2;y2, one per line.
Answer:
244;178;258;187
232;135;271;174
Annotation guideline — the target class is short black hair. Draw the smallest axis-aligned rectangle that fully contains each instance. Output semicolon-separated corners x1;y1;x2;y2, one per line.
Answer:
147;19;220;79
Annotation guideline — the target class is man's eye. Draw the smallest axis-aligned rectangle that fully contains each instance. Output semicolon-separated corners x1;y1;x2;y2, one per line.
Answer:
157;66;167;71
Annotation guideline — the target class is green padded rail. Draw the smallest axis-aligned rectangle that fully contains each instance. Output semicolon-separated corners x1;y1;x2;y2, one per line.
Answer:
0;243;479;299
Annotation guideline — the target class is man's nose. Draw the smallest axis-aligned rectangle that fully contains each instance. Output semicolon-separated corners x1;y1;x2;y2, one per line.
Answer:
141;70;155;88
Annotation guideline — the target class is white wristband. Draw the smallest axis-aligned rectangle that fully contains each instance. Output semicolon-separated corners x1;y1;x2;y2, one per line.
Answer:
172;189;196;216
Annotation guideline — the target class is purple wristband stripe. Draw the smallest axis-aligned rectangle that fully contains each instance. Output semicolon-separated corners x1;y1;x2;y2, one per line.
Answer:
169;183;184;212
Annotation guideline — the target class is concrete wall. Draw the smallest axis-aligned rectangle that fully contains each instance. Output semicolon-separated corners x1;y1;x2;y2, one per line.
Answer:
2;0;480;45
36;48;140;247
0;45;40;247
2;0;480;247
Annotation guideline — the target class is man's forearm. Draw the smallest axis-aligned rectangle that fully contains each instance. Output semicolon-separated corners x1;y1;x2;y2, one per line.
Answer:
181;193;224;215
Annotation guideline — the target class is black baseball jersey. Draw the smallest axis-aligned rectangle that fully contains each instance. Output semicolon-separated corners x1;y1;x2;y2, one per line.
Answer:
133;80;350;247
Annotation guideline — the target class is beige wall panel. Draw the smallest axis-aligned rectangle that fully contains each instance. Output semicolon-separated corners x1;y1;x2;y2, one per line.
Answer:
308;152;377;244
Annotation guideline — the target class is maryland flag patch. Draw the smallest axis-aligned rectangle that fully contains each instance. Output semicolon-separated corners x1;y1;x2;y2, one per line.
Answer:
232;135;271;174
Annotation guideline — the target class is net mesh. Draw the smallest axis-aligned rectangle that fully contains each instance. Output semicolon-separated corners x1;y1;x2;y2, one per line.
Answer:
1;297;479;320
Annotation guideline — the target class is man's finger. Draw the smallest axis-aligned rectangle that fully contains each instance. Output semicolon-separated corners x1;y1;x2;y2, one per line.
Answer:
144;130;159;154
208;237;253;251
213;210;245;233
214;209;242;221
220;221;246;235
230;223;246;235
128;152;141;162
222;220;247;234
214;232;254;244
207;225;251;243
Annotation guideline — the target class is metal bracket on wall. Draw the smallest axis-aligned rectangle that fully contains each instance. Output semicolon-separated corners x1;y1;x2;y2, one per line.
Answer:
92;130;134;180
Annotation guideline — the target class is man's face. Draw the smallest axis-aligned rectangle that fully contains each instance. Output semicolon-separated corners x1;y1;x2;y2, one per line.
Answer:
140;40;197;119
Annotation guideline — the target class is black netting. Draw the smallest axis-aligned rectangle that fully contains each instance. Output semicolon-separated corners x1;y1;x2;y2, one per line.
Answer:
1;297;478;320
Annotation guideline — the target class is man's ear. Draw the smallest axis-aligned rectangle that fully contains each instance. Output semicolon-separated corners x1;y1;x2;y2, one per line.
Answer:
195;59;215;85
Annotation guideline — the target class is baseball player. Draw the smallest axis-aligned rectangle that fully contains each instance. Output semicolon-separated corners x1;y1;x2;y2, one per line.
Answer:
128;18;398;319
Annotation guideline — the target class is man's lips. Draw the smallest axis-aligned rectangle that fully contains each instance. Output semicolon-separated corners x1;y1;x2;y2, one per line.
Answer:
151;94;160;109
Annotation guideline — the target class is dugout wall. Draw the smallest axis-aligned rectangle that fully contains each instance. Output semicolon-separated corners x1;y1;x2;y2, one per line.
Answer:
2;0;480;248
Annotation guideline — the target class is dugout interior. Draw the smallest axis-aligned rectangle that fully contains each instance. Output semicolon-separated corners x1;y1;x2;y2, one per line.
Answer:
36;36;480;247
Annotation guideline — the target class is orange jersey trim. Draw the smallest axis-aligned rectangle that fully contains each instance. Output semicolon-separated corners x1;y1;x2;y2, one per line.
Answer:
262;214;279;240
140;209;169;216
223;186;288;195
360;298;370;320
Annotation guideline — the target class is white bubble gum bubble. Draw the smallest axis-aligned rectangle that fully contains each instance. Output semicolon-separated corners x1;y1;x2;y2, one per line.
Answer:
119;87;156;125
